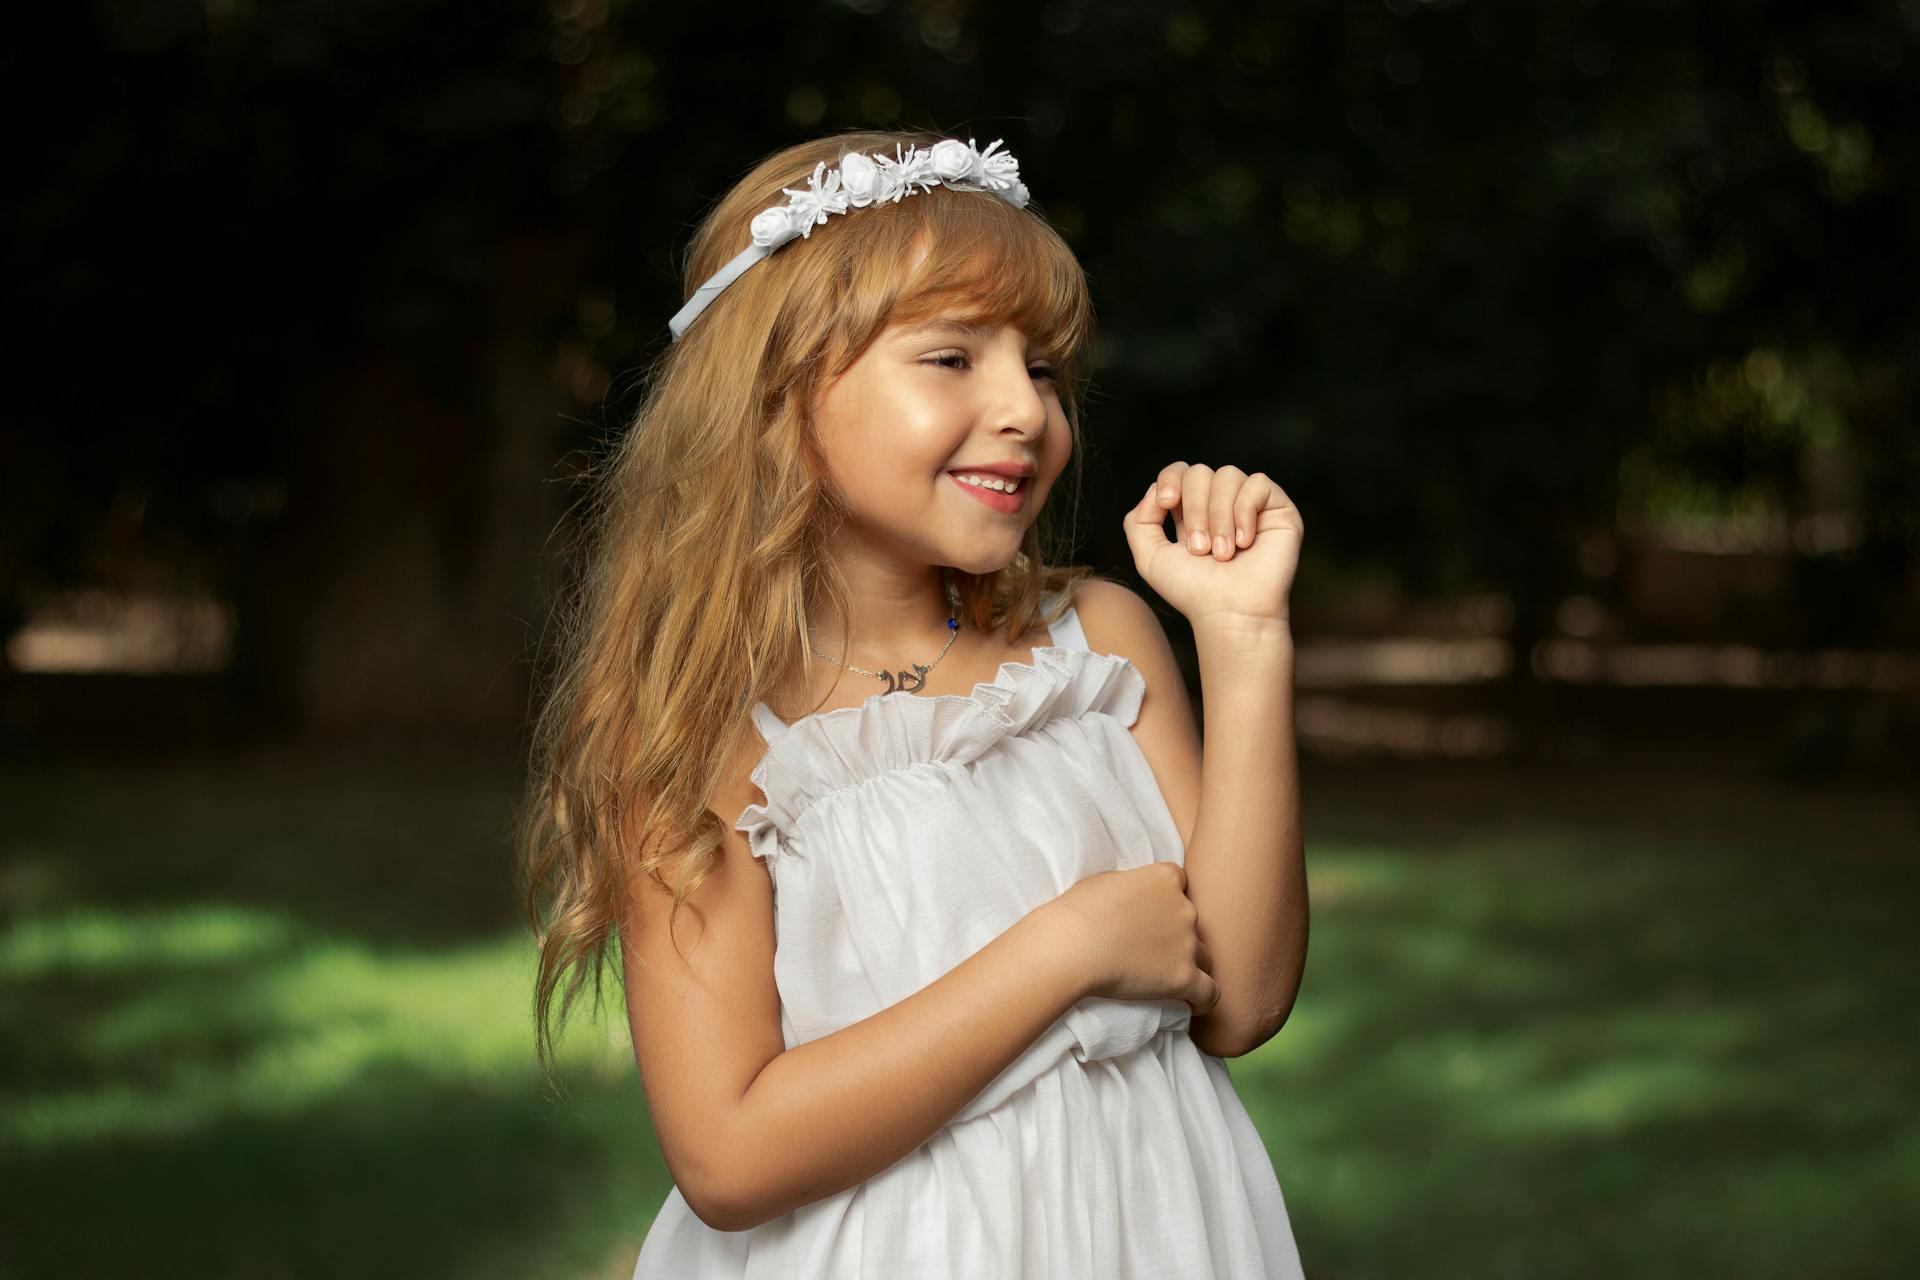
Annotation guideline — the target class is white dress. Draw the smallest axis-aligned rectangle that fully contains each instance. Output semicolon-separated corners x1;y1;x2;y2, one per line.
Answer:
632;587;1305;1278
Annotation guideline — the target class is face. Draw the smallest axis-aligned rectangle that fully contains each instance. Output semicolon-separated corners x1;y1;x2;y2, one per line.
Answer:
810;313;1072;578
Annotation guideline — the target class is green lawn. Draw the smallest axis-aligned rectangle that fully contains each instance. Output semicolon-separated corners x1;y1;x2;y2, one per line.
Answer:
2;747;1914;1278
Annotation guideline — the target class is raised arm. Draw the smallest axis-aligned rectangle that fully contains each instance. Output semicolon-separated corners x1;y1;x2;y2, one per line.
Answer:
1073;575;1308;1059
1182;611;1306;1052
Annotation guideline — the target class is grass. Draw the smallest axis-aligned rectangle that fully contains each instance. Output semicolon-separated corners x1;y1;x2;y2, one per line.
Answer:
1;745;1915;1278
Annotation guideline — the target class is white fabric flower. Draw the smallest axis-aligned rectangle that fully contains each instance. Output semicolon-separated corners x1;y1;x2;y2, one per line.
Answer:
972;138;1023;199
896;145;939;196
782;160;850;238
750;205;796;247
930;138;979;183
838;151;881;206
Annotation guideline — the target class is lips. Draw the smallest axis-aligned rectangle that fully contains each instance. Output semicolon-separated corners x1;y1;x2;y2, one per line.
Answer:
946;461;1036;479
948;471;1027;512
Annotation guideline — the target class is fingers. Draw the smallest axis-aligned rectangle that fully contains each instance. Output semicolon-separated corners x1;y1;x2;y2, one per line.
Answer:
1147;463;1253;559
1126;483;1180;568
1139;463;1296;561
1233;474;1271;549
1207;466;1245;559
1177;464;1212;553
1151;462;1190;549
1153;462;1189;514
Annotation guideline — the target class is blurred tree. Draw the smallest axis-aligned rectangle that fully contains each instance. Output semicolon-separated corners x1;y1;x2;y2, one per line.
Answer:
5;0;1913;738
7;0;584;727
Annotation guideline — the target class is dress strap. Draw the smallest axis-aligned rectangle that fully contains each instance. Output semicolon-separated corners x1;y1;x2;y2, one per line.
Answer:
1045;587;1090;652
750;701;787;743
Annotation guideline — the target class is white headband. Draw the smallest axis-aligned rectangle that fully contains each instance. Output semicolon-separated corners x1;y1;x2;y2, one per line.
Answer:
668;136;1031;342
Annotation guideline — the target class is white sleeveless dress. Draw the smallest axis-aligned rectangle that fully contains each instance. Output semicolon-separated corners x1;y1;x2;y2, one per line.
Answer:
632;586;1305;1278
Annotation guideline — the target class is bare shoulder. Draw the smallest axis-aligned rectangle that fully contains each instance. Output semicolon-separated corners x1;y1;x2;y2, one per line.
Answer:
710;717;776;834
1067;578;1202;848
1068;578;1185;697
1068;578;1163;653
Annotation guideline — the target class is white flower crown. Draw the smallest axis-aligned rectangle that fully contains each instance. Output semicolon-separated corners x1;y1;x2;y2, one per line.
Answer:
668;136;1031;342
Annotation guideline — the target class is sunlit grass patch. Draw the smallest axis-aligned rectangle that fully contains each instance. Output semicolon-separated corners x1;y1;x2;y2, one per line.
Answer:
1234;781;1920;1280
4;904;634;1152
1;884;657;1277
0;903;296;975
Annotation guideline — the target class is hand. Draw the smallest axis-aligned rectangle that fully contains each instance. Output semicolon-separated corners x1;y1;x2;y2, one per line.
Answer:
1121;462;1302;628
1044;861;1220;1017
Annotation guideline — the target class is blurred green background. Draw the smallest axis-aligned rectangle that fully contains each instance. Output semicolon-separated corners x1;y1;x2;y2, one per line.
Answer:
4;1;1916;1277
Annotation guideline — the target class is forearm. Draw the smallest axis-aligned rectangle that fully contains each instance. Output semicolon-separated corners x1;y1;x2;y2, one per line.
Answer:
712;904;1088;1230
1183;617;1308;1057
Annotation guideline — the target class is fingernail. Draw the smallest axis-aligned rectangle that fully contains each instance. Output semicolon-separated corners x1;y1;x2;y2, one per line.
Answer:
1160;488;1176;503
1214;535;1228;557
1190;531;1208;552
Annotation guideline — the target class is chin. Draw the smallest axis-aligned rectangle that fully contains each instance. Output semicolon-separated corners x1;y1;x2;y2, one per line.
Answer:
948;548;1021;577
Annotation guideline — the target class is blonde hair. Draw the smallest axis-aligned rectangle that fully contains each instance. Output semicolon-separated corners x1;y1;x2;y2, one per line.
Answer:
517;127;1101;1085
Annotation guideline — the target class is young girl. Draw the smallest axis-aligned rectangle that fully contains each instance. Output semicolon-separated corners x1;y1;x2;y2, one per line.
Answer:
520;129;1309;1277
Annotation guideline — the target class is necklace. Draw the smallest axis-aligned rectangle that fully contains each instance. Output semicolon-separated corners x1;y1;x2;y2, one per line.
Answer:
809;579;962;695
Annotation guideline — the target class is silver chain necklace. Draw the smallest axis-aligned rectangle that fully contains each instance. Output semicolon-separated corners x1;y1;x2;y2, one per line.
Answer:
809;580;962;695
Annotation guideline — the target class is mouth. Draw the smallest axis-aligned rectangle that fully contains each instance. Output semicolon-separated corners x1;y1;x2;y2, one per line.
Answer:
947;471;1028;513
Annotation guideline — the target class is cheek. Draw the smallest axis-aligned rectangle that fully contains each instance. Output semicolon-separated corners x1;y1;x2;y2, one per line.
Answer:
1045;423;1073;477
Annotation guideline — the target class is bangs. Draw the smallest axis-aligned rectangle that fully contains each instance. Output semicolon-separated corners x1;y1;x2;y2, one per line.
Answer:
880;192;1094;379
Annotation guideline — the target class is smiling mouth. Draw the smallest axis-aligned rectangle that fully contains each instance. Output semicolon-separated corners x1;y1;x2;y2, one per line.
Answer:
948;472;1028;511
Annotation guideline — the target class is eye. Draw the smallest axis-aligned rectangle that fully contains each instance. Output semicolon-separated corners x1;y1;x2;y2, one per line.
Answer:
922;352;1058;381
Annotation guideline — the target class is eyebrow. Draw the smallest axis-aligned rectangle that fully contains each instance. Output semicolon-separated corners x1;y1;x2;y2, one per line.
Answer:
900;318;999;338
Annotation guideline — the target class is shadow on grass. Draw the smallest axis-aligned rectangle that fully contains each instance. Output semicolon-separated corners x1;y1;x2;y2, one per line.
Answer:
1;752;528;946
0;898;669;1279
3;949;297;1096
2;1060;669;1280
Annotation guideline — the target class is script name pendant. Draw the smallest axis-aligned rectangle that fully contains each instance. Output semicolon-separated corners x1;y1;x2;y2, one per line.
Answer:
881;662;932;694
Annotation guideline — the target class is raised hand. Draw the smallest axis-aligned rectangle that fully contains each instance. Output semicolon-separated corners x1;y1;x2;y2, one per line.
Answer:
1121;462;1302;626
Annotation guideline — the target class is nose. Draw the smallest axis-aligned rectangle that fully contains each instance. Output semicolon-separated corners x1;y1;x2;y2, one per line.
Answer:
984;351;1049;439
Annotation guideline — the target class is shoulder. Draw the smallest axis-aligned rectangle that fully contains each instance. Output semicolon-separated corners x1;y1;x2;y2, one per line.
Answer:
1066;577;1202;847
712;716;774;831
1069;579;1184;698
1069;578;1164;651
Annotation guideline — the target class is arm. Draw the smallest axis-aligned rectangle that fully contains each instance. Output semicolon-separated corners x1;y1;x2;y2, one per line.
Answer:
621;756;1093;1234
1182;614;1306;1056
1074;578;1307;1058
717;903;1086;1229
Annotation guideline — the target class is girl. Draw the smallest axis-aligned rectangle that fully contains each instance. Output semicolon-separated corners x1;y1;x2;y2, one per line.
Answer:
520;128;1309;1277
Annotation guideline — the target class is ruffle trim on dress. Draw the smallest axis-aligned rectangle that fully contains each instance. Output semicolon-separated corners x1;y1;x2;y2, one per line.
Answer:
735;645;1144;862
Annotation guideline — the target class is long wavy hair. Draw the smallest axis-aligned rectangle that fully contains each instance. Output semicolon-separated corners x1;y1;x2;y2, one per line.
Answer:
518;127;1101;1085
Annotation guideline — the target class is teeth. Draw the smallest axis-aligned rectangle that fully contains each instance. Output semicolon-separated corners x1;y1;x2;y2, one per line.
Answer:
955;473;1022;493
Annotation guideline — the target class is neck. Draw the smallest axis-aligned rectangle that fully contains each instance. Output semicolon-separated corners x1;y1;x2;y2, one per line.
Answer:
806;565;959;665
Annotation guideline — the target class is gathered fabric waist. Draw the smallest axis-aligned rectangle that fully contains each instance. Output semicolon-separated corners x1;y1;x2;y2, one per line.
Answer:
949;995;1193;1125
